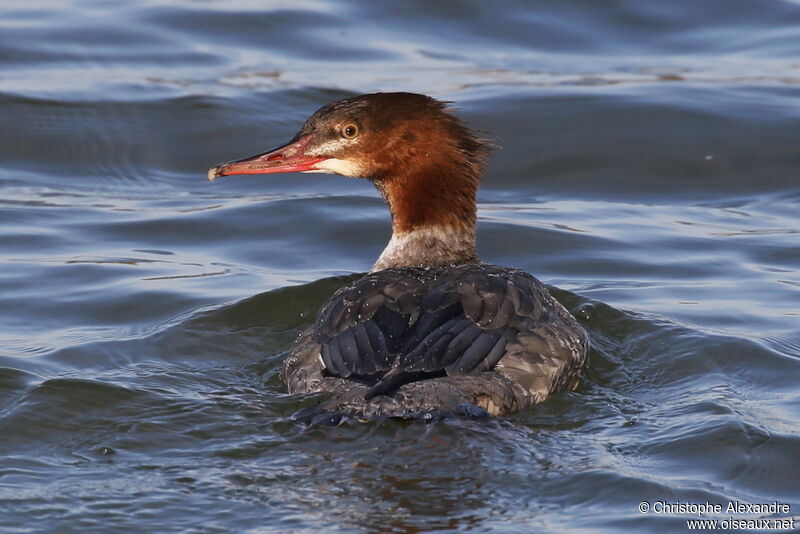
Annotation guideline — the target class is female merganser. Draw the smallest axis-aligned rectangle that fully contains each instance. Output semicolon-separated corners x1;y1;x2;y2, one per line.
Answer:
209;92;588;418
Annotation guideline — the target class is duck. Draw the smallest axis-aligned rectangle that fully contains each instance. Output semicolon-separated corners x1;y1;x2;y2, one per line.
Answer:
208;92;588;419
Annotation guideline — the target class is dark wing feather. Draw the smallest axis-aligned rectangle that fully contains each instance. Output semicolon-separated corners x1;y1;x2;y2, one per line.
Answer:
400;316;472;371
321;339;349;377
284;264;589;412
310;266;536;385
440;321;485;370
336;329;361;375
398;302;463;355
371;306;411;353
448;332;505;374
284;264;589;415
351;323;376;375
363;320;393;368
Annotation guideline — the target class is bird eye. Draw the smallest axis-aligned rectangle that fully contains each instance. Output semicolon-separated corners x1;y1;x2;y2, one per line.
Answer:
341;124;359;139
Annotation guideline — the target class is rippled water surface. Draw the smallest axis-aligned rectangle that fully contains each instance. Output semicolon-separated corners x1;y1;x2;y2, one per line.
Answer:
1;1;799;532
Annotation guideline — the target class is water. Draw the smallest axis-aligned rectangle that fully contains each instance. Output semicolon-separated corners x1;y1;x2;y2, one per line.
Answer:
1;1;799;532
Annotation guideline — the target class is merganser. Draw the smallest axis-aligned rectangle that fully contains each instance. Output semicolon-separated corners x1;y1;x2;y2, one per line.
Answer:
209;92;588;418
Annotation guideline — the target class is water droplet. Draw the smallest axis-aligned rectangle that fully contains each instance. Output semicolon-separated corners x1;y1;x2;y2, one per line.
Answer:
573;303;596;321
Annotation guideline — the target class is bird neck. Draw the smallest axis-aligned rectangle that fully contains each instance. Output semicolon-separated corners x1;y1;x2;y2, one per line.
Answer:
371;163;479;271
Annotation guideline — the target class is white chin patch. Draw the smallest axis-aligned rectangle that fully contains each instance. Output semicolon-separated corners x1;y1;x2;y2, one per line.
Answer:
309;158;364;177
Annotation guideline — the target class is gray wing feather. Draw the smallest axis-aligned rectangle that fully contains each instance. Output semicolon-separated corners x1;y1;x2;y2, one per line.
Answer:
285;264;589;411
